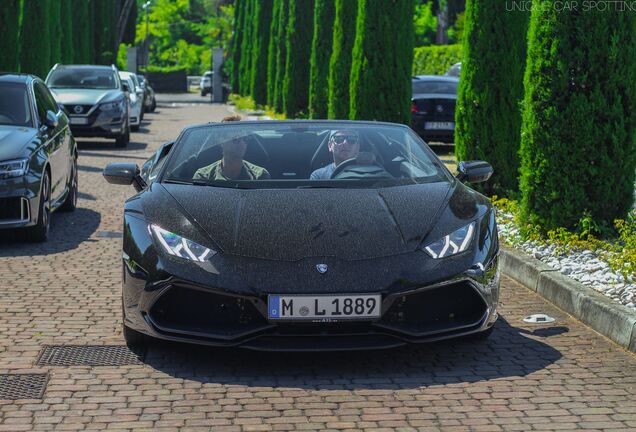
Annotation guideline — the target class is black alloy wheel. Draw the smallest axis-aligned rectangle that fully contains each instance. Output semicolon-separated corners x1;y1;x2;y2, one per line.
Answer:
24;171;51;242
60;157;78;212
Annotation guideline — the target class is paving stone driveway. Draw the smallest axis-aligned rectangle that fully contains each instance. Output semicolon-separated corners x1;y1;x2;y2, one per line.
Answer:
0;94;635;431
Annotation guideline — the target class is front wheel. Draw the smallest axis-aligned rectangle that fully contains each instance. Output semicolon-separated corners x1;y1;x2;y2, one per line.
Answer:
23;171;51;242
115;124;130;148
59;157;78;212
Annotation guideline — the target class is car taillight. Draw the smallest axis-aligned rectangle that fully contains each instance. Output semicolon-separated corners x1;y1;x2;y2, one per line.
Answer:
411;101;419;113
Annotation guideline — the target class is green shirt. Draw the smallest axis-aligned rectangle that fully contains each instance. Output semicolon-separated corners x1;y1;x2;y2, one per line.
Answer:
193;160;271;181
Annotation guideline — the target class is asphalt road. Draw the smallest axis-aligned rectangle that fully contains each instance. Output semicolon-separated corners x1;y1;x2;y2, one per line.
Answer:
0;93;635;431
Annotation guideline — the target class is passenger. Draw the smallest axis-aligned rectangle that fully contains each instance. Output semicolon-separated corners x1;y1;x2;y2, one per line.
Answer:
193;116;270;181
310;130;360;180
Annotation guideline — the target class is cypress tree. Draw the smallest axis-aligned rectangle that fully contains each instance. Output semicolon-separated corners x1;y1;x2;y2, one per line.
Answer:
519;3;636;231
282;0;314;118
19;0;51;78
454;0;529;195
230;0;245;93
273;0;289;112
72;0;91;63
266;0;282;107
60;0;74;64
349;0;414;124
327;0;357;119
49;0;62;66
0;0;21;72
308;0;334;119
250;0;272;105
238;0;255;95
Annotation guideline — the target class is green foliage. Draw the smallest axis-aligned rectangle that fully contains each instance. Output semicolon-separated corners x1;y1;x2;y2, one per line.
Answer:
412;44;461;75
60;0;74;63
327;0;357;119
272;0;289;112
266;0;282;106
519;2;636;232
454;0;529;196
49;0;62;66
92;0;116;64
19;0;51;78
413;1;436;46
250;1;272;105
72;0;91;63
238;0;255;94
447;11;465;44
0;0;21;72
117;44;131;71
283;0;314;118
230;0;245;92
308;0;335;119
350;0;414;124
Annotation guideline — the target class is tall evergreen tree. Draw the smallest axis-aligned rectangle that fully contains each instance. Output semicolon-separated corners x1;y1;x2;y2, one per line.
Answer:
250;0;272;105
266;0;282;106
72;0;91;63
273;0;289;112
49;0;62;66
238;0;255;95
60;0;74;64
454;0;529;195
19;0;51;78
283;0;314;118
349;0;414;124
93;0;116;64
519;3;636;231
230;0;245;93
327;0;357;119
308;0;334;119
0;0;21;72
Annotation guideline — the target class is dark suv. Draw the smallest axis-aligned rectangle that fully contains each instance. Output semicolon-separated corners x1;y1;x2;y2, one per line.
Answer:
45;64;130;147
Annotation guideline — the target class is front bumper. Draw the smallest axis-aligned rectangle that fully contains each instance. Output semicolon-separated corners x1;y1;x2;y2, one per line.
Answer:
0;180;41;229
122;259;500;351
68;109;127;139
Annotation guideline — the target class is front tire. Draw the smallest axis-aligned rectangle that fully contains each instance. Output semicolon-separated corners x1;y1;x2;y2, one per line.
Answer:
59;157;78;212
115;123;130;148
24;171;51;242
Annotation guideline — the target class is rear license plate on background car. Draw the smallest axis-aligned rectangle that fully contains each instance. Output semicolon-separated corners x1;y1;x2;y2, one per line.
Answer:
69;117;89;125
268;295;381;320
425;121;454;130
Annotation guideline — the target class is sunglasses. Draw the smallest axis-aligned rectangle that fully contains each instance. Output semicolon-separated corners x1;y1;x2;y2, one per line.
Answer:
332;135;359;145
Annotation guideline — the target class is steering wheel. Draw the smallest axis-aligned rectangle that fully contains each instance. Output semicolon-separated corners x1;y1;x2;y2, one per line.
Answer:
330;154;393;180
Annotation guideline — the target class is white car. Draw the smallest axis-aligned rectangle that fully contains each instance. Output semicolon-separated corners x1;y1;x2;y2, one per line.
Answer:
119;71;144;131
200;71;213;96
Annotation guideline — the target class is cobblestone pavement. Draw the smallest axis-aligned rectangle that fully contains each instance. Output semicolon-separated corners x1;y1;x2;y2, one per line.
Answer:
0;94;635;431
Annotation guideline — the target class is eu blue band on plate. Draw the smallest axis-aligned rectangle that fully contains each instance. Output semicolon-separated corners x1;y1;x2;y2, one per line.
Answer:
269;295;280;318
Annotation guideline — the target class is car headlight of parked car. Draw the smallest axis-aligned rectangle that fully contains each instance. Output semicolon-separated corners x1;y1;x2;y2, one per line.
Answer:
150;224;216;262
423;222;475;259
100;98;126;112
0;158;29;179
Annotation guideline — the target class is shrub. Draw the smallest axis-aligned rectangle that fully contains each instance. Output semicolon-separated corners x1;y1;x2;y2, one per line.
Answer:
272;0;289;113
20;0;51;79
327;0;357;119
250;0;272;105
412;44;461;76
308;0;335;119
519;3;636;231
230;0;245;93
0;0;21;72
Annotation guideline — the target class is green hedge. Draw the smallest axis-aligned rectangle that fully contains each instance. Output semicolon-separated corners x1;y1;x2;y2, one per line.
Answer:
308;0;335;119
0;0;21;72
328;0;357;119
412;44;462;76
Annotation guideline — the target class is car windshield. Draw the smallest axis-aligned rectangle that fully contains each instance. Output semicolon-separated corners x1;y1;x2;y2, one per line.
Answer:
47;68;118;89
0;83;32;127
412;80;457;94
161;123;450;189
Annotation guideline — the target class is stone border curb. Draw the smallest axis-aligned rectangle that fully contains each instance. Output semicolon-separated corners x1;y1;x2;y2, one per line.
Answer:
501;246;636;354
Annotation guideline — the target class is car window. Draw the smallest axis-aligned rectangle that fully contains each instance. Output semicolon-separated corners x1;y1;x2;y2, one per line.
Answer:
47;68;119;90
33;82;58;124
0;82;32;127
412;80;458;94
162;123;449;189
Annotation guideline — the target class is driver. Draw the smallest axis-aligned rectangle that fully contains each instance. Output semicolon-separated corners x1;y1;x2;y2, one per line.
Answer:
310;130;360;180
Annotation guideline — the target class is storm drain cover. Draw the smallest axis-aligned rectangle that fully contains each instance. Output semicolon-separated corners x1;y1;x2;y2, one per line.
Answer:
36;345;144;367
523;314;556;324
96;231;123;238
0;374;48;399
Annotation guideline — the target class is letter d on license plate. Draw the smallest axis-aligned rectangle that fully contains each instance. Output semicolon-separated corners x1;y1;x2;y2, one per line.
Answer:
268;294;381;321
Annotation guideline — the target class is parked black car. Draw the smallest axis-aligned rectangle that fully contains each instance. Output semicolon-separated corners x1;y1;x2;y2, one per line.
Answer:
0;74;78;242
411;75;459;144
45;64;130;147
137;75;156;113
104;120;499;351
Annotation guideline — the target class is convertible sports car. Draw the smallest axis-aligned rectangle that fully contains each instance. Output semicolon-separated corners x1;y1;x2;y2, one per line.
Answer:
104;121;499;351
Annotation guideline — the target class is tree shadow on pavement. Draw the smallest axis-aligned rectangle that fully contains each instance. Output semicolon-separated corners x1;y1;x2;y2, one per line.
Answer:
140;316;562;390
0;208;101;257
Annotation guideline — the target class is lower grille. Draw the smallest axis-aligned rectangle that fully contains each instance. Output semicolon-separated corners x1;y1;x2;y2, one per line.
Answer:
379;281;487;336
149;286;269;339
0;197;28;222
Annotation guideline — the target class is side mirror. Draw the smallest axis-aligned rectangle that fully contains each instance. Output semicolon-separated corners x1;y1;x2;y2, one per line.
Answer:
44;110;58;129
456;160;493;183
103;163;147;192
122;81;131;93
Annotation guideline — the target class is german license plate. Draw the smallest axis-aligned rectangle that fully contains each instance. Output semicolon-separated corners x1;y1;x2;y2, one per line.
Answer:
425;121;454;130
69;117;89;125
268;294;381;321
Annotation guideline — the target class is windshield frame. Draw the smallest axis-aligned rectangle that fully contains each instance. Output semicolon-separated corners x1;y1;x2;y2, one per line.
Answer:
157;121;455;189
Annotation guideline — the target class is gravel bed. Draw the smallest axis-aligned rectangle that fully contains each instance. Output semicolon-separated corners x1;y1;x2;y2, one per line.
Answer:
497;211;636;310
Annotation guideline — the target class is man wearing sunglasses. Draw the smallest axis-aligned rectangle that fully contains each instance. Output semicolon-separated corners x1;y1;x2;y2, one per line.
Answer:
310;130;360;180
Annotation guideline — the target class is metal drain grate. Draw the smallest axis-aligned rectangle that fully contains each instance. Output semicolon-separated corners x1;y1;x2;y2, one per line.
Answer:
0;374;48;399
37;345;144;367
95;231;123;238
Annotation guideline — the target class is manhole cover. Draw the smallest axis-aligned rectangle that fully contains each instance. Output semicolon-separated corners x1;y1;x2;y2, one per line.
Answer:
523;314;556;324
0;374;48;399
95;231;123;238
37;345;144;367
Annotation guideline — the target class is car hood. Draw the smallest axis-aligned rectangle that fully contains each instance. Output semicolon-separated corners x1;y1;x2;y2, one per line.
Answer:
154;182;455;261
49;88;123;105
0;126;37;161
